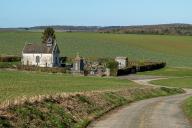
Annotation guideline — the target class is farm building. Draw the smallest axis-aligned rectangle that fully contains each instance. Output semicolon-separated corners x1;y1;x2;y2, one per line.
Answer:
115;57;128;69
21;37;60;67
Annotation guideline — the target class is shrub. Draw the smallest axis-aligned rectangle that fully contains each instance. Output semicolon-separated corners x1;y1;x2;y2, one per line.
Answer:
106;60;118;76
17;65;67;73
117;61;166;76
0;56;21;62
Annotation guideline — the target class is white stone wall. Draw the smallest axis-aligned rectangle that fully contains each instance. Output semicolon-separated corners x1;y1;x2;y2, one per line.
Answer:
115;58;127;69
22;53;59;67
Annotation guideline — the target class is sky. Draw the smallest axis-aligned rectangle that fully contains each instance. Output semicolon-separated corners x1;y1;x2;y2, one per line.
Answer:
1;0;192;28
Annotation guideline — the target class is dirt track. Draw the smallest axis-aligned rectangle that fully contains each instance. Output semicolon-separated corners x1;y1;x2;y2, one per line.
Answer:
88;75;192;128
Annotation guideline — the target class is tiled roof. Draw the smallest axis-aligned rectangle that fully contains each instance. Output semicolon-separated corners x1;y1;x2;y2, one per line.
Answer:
22;43;58;54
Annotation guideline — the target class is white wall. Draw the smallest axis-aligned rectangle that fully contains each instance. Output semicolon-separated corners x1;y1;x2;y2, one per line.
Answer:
22;53;59;67
115;58;127;69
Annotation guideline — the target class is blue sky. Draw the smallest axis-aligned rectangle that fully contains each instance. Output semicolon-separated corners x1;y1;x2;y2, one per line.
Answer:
1;0;192;27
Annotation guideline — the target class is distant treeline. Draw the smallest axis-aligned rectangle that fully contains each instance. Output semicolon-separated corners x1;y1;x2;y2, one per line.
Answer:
1;24;192;36
98;24;192;36
30;26;100;32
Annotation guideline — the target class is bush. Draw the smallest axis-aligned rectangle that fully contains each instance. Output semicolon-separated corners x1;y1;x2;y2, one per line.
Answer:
138;62;166;72
0;56;21;62
106;60;118;76
117;62;166;76
17;65;67;73
117;66;137;76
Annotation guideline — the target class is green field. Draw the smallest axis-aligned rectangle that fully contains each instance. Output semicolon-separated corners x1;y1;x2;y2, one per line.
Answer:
0;31;191;102
0;32;192;67
151;77;192;88
0;70;138;102
139;67;192;77
140;67;192;88
183;97;192;121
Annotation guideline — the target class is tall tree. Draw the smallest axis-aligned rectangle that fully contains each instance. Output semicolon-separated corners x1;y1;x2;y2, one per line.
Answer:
41;27;56;44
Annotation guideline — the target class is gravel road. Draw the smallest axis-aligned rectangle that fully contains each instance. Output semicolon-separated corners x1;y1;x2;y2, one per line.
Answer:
88;75;192;128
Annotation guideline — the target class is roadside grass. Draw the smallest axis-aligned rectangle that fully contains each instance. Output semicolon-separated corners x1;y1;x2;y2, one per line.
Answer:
151;77;192;88
0;32;192;67
141;67;192;89
183;97;192;122
0;70;138;103
138;67;192;77
0;87;184;128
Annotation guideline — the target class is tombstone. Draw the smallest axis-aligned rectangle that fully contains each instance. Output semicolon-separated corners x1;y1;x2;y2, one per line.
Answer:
73;53;84;74
105;68;110;76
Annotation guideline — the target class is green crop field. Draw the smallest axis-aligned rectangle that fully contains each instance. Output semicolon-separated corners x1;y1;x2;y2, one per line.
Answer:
151;77;192;88
140;67;192;88
0;32;192;67
0;70;138;102
139;67;192;77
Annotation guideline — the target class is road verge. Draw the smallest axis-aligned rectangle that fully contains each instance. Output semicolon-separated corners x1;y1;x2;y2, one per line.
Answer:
0;86;184;128
183;96;192;123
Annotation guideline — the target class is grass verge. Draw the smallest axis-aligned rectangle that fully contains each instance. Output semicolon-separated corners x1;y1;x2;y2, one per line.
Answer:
0;87;184;128
138;67;192;77
183;97;192;122
151;77;192;89
0;62;20;68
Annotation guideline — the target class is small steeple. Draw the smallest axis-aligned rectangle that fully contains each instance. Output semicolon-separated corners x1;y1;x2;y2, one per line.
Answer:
46;37;53;47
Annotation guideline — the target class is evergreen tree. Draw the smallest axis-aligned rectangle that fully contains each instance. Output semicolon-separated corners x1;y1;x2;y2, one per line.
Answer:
41;27;56;44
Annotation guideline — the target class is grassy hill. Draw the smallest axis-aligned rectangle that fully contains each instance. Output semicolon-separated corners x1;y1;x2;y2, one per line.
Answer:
0;32;192;66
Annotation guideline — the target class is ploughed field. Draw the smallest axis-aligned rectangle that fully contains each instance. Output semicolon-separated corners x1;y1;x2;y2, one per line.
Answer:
0;70;138;102
0;32;192;67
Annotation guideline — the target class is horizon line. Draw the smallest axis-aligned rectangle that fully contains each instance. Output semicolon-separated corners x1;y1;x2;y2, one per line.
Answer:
1;23;192;29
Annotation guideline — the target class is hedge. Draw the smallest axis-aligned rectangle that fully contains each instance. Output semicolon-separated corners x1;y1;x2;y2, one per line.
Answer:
117;62;166;76
0;56;21;62
17;65;67;73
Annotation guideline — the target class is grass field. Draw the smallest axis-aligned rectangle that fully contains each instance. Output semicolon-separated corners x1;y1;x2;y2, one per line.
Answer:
0;32;192;67
183;97;192;121
140;67;192;88
151;77;192;88
0;70;138;102
0;62;20;68
139;67;192;77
